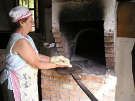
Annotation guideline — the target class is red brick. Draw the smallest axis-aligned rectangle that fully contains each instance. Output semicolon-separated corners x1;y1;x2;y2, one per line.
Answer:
56;43;63;47
60;83;80;90
104;36;114;42
41;79;60;87
59;74;73;79
49;86;69;94
52;28;60;33
42;94;50;100
70;79;78;84
81;75;87;80
89;89;99;95
104;42;114;47
81;81;92;87
58;88;69;94
92;82;106;88
50;86;59;92
41;79;47;84
55;73;72;78
50;97;59;101
69;90;81;96
50;70;62;76
106;62;115;67
57;48;64;51
105;47;114;53
41;69;46;74
50;71;72;78
81;92;89;98
104;32;114;36
41;69;52;74
70;96;80;101
80;87;99;96
42;90;59;97
50;76;69;83
106;57;114;62
58;51;65;56
81;75;104;83
41;69;63;76
55;81;61;87
41;74;50;79
59;94;70;99
50;97;67;101
41;85;50;90
55;38;62;43
105;53;114;57
53;33;61;38
65;75;73;78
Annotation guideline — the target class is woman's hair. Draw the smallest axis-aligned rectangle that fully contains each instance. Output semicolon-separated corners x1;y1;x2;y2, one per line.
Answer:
12;17;28;32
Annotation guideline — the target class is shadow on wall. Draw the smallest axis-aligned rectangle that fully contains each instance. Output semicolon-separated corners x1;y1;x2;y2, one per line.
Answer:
0;85;4;100
132;44;135;88
0;33;10;49
0;51;6;100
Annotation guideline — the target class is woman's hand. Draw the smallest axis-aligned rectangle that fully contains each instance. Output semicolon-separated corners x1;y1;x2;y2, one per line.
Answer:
50;56;72;67
55;64;69;68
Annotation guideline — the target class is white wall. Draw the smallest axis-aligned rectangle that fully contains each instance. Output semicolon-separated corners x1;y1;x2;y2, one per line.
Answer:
103;0;117;33
115;37;135;101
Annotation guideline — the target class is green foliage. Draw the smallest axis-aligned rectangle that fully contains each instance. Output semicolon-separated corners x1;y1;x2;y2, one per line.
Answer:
19;0;34;8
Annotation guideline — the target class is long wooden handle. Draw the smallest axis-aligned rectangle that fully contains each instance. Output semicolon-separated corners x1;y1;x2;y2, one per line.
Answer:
72;73;98;101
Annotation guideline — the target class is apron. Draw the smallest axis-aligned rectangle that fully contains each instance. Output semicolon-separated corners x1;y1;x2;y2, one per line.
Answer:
10;63;38;101
0;33;39;101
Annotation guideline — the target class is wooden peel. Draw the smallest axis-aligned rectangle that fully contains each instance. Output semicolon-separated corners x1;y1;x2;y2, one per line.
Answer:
57;65;98;101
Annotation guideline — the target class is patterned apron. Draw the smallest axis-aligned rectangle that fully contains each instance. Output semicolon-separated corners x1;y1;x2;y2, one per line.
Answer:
10;63;39;101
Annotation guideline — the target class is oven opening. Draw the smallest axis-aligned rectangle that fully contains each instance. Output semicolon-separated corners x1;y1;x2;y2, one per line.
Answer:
74;28;105;65
60;20;105;65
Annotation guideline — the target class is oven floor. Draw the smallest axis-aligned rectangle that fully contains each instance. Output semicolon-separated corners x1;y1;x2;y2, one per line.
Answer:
71;53;106;65
70;54;116;76
70;55;107;75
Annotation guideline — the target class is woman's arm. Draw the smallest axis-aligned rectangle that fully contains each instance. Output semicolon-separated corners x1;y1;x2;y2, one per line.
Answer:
38;54;51;62
12;38;68;69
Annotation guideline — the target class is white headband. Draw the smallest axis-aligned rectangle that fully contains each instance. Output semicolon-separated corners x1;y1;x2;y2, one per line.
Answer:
9;6;32;23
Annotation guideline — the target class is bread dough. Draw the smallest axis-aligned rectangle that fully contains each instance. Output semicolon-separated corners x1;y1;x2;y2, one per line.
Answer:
50;56;72;67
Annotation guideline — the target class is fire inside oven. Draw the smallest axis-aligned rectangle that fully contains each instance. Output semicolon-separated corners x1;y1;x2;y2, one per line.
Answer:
60;20;105;65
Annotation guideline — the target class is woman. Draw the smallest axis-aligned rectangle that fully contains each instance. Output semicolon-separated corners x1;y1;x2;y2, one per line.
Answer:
0;6;72;101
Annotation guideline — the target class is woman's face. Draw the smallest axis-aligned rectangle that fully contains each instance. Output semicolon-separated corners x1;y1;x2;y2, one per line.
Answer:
23;16;35;32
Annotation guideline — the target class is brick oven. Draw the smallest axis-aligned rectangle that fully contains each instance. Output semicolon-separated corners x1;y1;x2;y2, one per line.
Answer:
41;0;117;101
52;0;116;68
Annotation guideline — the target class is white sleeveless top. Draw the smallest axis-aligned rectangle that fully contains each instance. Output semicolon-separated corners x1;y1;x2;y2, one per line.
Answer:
0;33;39;101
